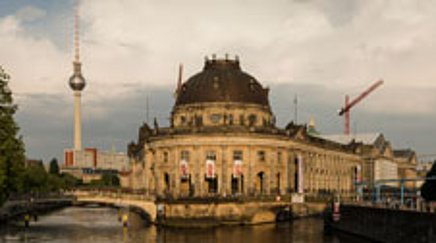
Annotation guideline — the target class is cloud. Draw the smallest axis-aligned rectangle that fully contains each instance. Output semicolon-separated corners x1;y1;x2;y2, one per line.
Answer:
0;15;69;96
15;5;46;22
1;0;436;161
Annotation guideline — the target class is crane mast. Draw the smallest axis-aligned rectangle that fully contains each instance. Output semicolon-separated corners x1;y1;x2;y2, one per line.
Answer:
338;79;384;135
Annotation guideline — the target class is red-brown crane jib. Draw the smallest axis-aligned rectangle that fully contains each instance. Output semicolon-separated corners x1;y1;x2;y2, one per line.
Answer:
338;79;384;135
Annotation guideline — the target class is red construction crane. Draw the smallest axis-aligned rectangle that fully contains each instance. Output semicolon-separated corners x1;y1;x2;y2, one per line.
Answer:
338;79;384;135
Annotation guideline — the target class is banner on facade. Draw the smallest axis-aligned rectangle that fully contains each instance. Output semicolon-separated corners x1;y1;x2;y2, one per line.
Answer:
297;155;304;194
354;165;362;184
180;160;189;179
206;159;215;178
233;160;242;178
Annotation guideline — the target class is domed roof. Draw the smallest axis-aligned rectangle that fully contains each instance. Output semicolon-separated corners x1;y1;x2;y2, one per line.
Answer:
175;58;270;107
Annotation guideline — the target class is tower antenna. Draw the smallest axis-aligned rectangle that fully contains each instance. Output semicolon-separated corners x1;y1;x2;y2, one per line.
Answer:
68;0;86;151
146;93;150;124
74;0;80;63
294;94;298;124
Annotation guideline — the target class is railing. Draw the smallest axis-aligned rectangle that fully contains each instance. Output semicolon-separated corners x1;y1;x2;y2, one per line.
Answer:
71;188;297;204
0;194;73;222
7;192;72;202
157;194;291;204
345;199;436;213
71;189;155;202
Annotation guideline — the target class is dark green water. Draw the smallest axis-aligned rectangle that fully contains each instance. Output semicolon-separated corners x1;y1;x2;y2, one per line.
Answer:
0;207;370;243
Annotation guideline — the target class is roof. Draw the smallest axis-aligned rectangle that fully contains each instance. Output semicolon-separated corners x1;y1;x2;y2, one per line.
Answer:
393;149;416;159
175;58;270;107
320;133;382;145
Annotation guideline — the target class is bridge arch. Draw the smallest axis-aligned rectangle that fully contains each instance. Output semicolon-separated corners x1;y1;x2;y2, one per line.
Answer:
72;191;157;224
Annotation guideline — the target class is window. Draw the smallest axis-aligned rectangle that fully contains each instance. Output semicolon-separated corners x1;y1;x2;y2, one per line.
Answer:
248;114;257;126
195;115;203;126
277;151;282;163
233;150;243;161
210;114;221;124
181;150;189;161
239;114;245;125
257;151;266;162
206;151;216;161
228;114;234;125
163;151;169;163
180;116;186;125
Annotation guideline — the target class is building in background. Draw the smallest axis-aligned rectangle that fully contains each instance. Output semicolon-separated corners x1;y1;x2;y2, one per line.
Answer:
394;149;418;188
62;148;129;183
417;160;434;187
322;133;419;189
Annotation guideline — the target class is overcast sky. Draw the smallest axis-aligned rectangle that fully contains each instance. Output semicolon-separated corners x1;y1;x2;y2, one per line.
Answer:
1;0;435;162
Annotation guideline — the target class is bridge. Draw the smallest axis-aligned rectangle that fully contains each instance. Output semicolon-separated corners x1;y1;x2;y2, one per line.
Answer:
0;195;73;223
72;190;157;223
70;190;323;226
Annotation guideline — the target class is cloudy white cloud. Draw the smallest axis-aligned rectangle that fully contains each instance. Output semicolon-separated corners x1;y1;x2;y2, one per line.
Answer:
1;0;436;160
15;5;46;22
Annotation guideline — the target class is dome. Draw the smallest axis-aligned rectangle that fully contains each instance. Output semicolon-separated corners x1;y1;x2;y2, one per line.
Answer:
175;58;270;107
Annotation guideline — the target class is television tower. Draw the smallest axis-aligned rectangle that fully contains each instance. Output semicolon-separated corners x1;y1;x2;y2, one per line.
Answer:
68;0;86;151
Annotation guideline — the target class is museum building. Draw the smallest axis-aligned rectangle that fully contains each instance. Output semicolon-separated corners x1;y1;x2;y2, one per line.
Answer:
124;57;362;198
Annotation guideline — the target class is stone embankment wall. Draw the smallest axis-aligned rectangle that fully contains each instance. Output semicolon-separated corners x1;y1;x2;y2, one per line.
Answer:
160;201;326;227
326;204;436;242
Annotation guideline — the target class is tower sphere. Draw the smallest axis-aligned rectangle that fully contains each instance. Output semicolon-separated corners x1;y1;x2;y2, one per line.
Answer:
69;73;86;91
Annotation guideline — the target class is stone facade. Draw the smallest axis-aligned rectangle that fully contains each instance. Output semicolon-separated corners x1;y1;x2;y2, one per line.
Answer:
323;133;419;189
124;57;362;200
394;149;418;188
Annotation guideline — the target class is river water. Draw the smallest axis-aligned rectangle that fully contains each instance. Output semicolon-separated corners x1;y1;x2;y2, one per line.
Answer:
0;207;369;243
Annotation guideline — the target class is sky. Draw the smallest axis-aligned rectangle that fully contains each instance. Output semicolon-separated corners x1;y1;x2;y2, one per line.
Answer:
1;0;435;162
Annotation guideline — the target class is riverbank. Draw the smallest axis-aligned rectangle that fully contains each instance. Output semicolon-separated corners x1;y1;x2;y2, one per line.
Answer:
0;206;368;243
0;198;73;225
325;204;436;242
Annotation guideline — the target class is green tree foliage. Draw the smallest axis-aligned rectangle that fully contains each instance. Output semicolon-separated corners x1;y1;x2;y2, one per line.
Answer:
90;173;120;187
59;173;82;189
49;158;60;175
18;160;82;193
19;161;50;193
0;66;25;204
101;173;120;186
421;161;436;201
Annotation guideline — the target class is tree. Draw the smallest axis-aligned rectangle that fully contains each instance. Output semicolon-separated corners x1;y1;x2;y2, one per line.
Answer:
60;173;81;189
19;161;49;193
89;173;120;187
49;158;60;175
421;161;436;201
101;173;120;186
0;66;25;204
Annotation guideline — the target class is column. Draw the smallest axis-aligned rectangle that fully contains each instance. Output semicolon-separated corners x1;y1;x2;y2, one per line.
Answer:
284;150;290;194
248;146;253;195
194;146;201;197
220;145;228;196
269;148;275;195
243;146;249;195
173;147;180;197
152;151;162;196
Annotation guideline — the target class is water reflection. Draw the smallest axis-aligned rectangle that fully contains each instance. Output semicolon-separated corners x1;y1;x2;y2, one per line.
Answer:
0;207;369;243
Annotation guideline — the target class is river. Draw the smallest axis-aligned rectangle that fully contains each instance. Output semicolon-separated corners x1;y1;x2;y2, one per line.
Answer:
0;206;370;243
